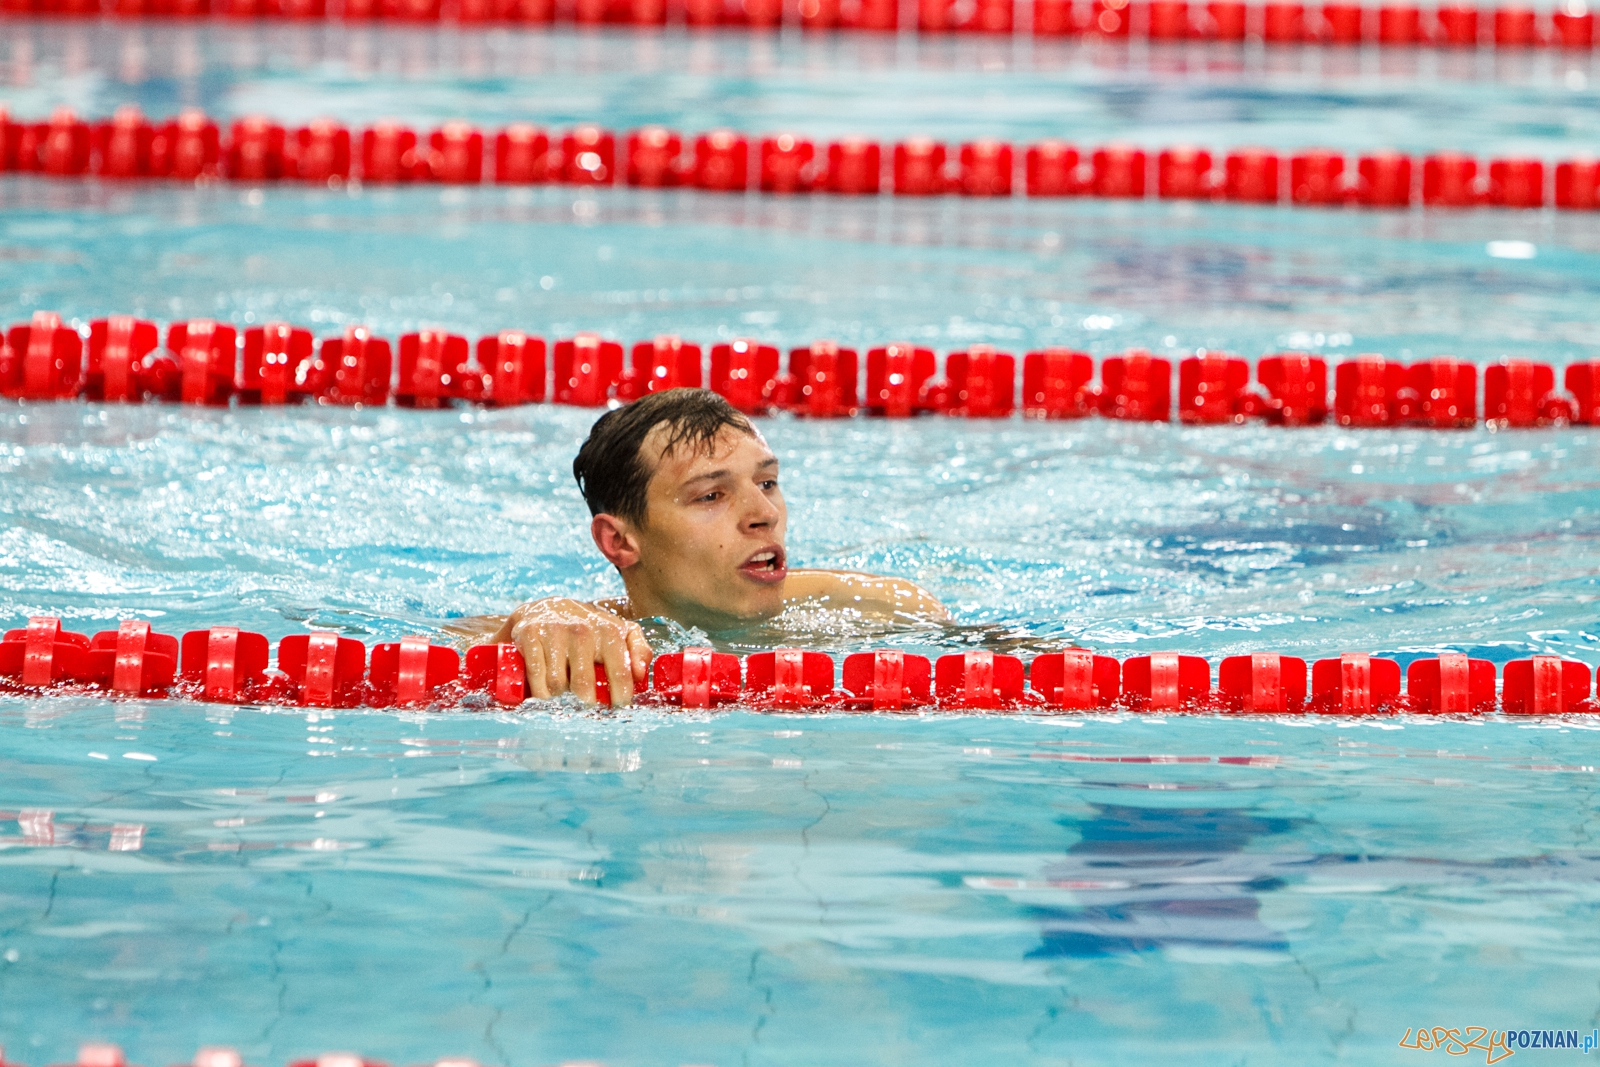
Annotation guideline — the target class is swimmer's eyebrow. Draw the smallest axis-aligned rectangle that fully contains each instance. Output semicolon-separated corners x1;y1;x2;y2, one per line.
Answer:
680;457;778;487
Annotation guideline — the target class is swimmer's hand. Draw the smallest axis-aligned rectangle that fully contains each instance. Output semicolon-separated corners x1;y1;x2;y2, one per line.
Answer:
490;598;654;708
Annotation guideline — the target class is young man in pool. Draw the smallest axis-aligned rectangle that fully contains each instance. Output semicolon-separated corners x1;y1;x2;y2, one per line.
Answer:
477;387;948;707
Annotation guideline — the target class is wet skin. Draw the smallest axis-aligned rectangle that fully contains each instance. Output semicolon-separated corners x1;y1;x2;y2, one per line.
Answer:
463;423;947;707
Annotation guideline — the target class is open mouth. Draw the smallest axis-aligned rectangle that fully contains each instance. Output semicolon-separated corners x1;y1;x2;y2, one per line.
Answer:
739;545;788;584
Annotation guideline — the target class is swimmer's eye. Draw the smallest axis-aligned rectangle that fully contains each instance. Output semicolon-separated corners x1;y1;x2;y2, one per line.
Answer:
759;478;778;491
695;490;722;504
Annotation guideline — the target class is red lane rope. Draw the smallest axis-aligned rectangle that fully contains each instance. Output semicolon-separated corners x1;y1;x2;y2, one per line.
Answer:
0;0;1593;50
2;106;1598;209
4;311;1598;427
1;614;1594;714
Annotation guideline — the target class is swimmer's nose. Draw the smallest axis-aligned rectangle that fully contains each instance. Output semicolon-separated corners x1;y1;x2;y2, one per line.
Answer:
739;482;782;531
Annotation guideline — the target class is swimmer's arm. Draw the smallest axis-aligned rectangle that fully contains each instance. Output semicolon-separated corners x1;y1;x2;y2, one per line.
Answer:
781;569;950;621
444;597;634;641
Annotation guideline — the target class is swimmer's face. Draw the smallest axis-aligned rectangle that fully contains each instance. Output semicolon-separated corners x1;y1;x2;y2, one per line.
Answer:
606;423;787;630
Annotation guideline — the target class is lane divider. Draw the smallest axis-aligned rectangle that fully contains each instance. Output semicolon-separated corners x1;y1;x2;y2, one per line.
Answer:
5;311;1599;428
3;615;1596;714
3;106;1599;210
0;0;1594;50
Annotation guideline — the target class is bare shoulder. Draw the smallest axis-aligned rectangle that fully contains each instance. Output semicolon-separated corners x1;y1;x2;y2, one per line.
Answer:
782;569;950;621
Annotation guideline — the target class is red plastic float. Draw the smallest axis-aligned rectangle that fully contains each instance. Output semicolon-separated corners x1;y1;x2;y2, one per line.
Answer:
1310;654;1403;715
2;311;84;400
632;335;703;395
466;642;528;706
760;134;815;194
553;334;623;406
94;106;156;178
1488;157;1544;208
893;138;948;196
478;331;547;406
1566;363;1600;424
427;122;483;184
1021;348;1095;418
1178;353;1249;424
1120;653;1211;711
1025;141;1083;197
864;342;937;418
746;649;835;708
1556;158;1600;210
293;120;352;183
1289;150;1345;205
278;633;367;707
1501;657;1592;715
710;338;781;415
1356;151;1413;207
321;325;392;406
1099;351;1171;421
225;116;286;181
789;341;859;418
1321;1;1363;42
1092;144;1147;198
464;642;611;706
1257;354;1328;424
1029;649;1121;709
1435;3;1480;45
946;345;1015;417
934;651;1026;709
1089;0;1132;35
651;647;742;708
1408;358;1477;428
1406;653;1496;714
694;130;748;192
1150;0;1192;38
1377;3;1422;43
1262;0;1305;40
959;140;1013;197
1492;4;1538;45
396;331;470;408
1551;5;1594;46
369;636;460;707
237;324;310;405
38;108;92;177
840;650;934;710
1218;654;1307;713
825;138;882;195
495;124;551;184
180;627;272;703
168;320;238;406
1334;355;1405;427
360;122;422;183
1158;146;1216;200
561;126;615;185
0;617;92;689
1483;360;1562;427
1423;152;1482;207
88;621;179;697
1206;0;1248;38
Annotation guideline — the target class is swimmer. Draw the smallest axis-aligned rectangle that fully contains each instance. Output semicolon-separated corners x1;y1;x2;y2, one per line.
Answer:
460;387;948;707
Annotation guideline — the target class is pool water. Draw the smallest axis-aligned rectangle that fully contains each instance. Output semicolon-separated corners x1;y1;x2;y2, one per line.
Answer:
4;21;1600;1067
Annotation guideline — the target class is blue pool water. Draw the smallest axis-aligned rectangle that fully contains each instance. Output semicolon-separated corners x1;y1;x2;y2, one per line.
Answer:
5;22;1600;1067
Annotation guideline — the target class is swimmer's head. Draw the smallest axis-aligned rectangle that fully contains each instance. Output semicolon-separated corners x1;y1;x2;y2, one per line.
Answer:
574;388;788;630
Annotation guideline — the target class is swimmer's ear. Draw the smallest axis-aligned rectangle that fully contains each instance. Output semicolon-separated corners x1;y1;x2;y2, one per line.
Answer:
591;513;641;570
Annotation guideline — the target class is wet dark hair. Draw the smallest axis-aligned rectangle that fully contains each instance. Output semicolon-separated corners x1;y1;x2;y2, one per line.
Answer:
573;388;755;525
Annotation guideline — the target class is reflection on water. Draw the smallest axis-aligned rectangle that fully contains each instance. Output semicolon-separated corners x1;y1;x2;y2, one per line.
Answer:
2;706;1598;1066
